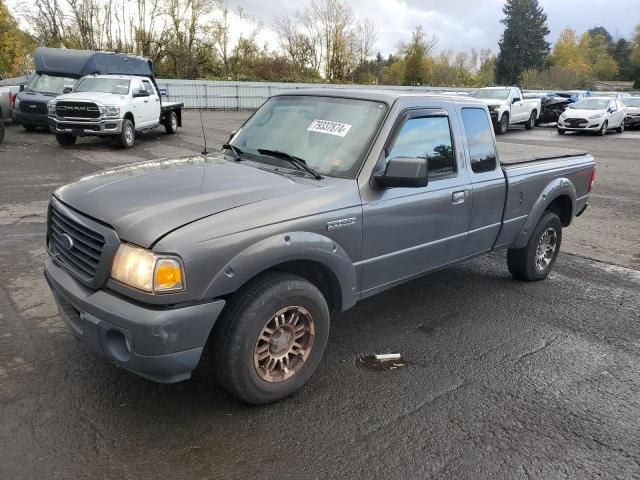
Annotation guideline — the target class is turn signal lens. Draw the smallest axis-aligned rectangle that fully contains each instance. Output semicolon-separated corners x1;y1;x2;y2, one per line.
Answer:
154;258;184;292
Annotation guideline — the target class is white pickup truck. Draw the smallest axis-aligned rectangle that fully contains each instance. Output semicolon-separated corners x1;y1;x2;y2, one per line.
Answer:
48;74;183;148
471;87;541;134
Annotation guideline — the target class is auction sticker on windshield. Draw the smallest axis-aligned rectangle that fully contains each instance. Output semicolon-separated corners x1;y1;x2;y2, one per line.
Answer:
307;119;352;137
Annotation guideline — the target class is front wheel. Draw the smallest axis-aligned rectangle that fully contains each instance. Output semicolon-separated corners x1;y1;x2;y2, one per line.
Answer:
23;124;37;132
210;272;330;404
497;113;509;135
55;133;76;146
557;128;566;135
525;110;536;130
599;120;608;136
116;119;135;148
164;111;178;134
507;211;562;281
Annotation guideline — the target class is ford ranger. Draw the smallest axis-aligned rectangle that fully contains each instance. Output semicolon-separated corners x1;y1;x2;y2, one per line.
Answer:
472;86;541;134
44;90;595;404
48;74;183;148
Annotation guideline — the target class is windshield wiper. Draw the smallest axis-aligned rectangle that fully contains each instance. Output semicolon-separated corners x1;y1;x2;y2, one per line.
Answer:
222;143;243;161
257;148;323;179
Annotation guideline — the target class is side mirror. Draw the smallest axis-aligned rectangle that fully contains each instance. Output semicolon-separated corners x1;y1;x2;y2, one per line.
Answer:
374;156;428;188
512;98;519;104
19;84;25;92
62;87;72;94
133;89;150;98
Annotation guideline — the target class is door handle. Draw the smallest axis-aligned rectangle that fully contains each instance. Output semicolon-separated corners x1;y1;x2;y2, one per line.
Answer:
452;191;465;204
144;100;149;103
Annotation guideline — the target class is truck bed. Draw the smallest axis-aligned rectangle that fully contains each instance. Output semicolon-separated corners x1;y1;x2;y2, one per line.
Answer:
497;142;587;165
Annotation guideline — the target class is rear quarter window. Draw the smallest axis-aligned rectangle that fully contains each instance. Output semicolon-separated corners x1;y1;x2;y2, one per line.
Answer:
461;108;497;174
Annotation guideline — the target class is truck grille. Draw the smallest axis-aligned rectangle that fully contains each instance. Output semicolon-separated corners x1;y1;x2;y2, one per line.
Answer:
47;204;106;283
56;101;101;119
20;100;47;114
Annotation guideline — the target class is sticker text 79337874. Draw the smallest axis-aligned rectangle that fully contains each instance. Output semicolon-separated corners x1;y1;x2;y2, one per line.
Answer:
307;119;352;137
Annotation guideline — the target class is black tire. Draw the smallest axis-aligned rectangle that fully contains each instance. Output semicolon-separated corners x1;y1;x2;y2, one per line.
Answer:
211;271;330;405
0;122;4;144
507;211;562;281
497;113;509;134
616;121;624;134
23;124;37;132
117;119;135;148
525;110;536;130
598;120;608;136
557;128;566;135
55;133;76;146
164;111;178;134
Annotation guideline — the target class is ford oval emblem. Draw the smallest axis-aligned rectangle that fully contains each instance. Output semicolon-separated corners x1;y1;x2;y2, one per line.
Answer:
60;234;74;250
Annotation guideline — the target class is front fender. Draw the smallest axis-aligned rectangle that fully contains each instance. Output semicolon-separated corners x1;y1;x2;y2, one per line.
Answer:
512;178;576;249
202;231;358;311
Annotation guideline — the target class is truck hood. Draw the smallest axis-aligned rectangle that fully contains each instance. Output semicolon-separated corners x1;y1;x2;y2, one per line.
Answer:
54;153;317;248
55;91;128;105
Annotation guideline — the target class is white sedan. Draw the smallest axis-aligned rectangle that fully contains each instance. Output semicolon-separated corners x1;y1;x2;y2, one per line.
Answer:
558;97;627;135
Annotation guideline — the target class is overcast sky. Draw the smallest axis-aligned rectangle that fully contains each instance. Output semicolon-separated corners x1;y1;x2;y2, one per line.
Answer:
233;0;640;55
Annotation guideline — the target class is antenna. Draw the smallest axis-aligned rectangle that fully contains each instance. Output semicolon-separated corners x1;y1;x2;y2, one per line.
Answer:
199;108;208;155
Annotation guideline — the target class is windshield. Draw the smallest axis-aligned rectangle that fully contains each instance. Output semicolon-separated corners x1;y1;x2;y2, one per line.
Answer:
472;89;510;100
74;78;131;95
569;99;610;110
230;95;388;178
623;98;640;107
27;74;75;94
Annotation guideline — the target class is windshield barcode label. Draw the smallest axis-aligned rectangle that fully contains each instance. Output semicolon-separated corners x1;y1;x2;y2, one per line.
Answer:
307;119;352;137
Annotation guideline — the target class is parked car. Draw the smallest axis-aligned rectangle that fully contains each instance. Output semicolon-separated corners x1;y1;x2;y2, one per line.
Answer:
13;73;76;130
622;96;640;128
557;97;627;135
44;90;595;404
471;87;541;134
0;85;21;122
529;90;592;124
48;73;183;148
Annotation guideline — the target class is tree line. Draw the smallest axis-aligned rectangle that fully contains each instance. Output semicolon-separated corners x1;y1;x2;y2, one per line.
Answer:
0;0;639;89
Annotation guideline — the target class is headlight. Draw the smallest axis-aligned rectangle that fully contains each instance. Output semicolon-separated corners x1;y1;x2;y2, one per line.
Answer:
14;97;21;109
105;105;120;117
111;243;185;293
48;102;55;115
589;113;604;119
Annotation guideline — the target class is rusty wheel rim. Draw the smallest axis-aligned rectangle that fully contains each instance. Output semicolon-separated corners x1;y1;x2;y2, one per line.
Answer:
253;306;315;383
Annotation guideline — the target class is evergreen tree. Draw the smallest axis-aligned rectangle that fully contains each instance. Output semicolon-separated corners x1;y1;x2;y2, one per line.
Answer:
496;0;550;85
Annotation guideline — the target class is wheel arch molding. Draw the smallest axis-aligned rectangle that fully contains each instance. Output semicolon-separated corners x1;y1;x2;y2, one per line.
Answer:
202;231;358;312
512;178;576;249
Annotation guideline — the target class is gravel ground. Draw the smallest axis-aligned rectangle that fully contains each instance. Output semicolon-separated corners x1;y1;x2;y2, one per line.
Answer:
0;112;639;479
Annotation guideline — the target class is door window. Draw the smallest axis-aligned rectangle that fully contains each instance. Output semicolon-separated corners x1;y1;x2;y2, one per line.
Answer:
386;116;455;178
461;108;497;174
142;80;155;96
131;79;142;95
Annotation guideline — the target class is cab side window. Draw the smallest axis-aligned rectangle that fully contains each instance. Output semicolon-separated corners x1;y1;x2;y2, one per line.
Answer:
142;80;155;96
461;108;497;174
386;116;456;177
131;79;142;95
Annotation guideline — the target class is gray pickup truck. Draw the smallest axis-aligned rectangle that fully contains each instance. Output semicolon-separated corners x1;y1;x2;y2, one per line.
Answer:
44;90;595;404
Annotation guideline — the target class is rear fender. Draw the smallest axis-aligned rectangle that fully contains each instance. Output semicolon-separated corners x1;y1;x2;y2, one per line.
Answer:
512;178;575;249
202;232;358;311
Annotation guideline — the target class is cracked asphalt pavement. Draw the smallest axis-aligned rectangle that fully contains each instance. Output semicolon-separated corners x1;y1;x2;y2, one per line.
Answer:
1;113;639;479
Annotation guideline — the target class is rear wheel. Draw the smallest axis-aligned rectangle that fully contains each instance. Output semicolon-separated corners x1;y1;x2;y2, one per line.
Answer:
507;211;562;281
525;110;536;130
23;124;37;132
616;121;624;133
117;119;135;148
497;113;509;135
211;272;330;404
55;133;76;146
164;111;178;134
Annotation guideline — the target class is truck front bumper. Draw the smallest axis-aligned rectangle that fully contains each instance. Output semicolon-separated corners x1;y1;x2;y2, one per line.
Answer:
13;110;50;127
49;117;124;136
45;258;225;383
